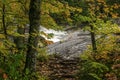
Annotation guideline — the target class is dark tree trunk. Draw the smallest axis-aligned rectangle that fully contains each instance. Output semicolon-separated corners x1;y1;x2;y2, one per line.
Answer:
2;4;7;39
90;25;97;51
24;0;41;73
14;25;25;53
2;3;7;62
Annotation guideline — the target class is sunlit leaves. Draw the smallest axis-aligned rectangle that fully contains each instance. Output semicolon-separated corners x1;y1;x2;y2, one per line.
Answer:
86;0;120;19
92;19;120;34
41;0;82;28
1;0;7;4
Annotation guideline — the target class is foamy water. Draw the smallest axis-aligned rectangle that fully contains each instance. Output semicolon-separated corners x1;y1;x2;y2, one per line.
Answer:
40;26;68;42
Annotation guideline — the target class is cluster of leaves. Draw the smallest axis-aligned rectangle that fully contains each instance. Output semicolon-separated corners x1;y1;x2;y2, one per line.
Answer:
0;53;25;80
67;0;120;27
41;0;82;29
86;0;120;18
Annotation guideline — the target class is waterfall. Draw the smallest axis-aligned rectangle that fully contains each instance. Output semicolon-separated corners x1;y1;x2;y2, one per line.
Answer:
40;26;68;42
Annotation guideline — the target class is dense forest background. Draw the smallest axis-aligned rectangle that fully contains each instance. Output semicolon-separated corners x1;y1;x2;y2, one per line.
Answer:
0;0;120;80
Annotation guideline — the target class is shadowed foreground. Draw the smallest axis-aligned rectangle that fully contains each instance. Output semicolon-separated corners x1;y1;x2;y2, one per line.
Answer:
37;56;81;80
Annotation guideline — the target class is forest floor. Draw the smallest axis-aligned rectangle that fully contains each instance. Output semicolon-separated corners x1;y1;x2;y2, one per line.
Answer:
37;55;81;80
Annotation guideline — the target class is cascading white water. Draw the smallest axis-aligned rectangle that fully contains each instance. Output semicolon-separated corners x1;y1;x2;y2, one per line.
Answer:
40;26;68;42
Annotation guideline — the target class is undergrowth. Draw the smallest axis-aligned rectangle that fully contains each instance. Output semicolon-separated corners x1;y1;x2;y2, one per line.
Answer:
78;35;120;80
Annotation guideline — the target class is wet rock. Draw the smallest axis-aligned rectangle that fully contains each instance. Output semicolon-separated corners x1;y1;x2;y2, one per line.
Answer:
47;30;91;59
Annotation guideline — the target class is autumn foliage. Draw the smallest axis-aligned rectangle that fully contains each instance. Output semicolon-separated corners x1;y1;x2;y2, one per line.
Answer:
0;0;120;80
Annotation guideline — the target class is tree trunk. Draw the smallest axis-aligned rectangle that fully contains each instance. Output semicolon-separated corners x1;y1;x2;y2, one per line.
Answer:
14;25;25;53
24;0;41;73
2;4;7;39
90;25;97;51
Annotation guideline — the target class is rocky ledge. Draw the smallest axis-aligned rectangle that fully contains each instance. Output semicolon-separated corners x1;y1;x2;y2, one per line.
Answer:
47;29;91;59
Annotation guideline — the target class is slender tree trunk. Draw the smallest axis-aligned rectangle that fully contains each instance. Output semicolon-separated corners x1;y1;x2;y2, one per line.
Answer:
90;25;97;51
24;0;41;74
2;4;7;39
14;25;25;53
14;1;29;53
2;3;7;62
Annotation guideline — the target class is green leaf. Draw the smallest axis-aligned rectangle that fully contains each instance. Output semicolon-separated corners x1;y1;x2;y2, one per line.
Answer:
1;0;6;4
89;73;102;80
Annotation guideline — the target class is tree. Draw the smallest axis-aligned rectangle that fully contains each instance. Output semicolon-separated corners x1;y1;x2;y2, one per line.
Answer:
0;0;29;54
13;0;29;53
24;0;41;75
69;0;120;51
2;3;7;39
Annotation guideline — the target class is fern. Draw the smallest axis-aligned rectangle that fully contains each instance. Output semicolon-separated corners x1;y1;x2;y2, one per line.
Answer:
88;73;102;80
78;60;109;80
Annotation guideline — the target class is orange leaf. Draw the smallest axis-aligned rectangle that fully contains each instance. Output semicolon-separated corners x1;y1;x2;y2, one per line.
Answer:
3;73;8;79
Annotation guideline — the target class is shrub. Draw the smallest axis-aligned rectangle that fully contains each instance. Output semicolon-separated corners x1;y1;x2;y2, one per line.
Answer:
78;60;109;80
78;34;120;80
